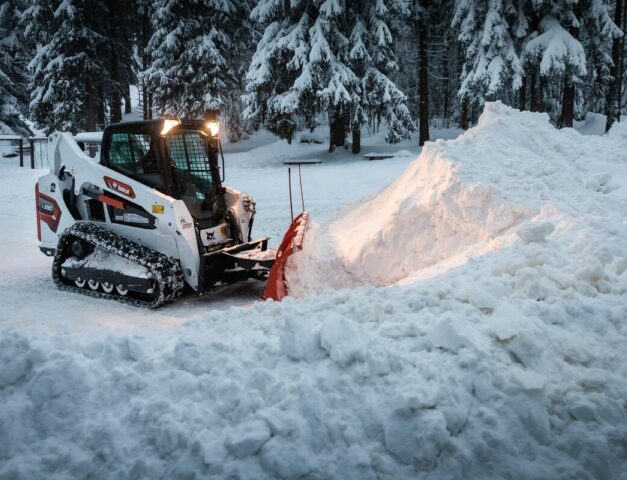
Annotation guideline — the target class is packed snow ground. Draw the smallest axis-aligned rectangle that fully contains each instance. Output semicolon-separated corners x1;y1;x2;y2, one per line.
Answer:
1;107;626;479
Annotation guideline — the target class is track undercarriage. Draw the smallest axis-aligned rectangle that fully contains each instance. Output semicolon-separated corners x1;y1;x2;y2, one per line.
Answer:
53;223;185;308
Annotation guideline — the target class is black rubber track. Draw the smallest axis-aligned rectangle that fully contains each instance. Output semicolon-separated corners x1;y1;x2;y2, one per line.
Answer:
52;222;185;308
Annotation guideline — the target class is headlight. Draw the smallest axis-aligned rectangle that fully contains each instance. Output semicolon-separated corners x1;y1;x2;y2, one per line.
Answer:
161;118;180;135
206;121;219;137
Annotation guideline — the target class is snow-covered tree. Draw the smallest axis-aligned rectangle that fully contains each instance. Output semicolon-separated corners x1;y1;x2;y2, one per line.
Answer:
360;0;415;145
0;0;30;136
307;1;356;150
453;0;524;115
580;0;623;130
244;0;413;151
24;0;107;133
520;1;587;127
517;0;620;127
243;2;310;142
522;15;586;82
3;0;620;139
143;0;249;121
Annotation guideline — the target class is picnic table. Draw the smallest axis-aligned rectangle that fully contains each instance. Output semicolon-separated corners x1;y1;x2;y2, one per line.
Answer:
363;153;395;161
283;159;323;165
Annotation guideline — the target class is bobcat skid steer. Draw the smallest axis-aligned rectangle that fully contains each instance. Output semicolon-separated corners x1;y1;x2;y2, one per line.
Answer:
35;118;307;307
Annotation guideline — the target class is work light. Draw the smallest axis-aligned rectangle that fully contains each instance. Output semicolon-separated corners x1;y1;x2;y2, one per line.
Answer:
161;118;180;135
207;121;219;137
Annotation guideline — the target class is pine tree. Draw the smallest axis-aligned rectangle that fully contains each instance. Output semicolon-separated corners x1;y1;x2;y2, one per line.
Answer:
512;1;530;110
311;1;357;150
602;0;624;130
245;0;413;150
360;0;414;146
521;2;587;127
0;0;30;136
517;3;546;112
347;14;369;152
453;0;524;126
144;0;248;122
24;0;107;134
224;0;258;141
243;1;311;142
395;0;461;129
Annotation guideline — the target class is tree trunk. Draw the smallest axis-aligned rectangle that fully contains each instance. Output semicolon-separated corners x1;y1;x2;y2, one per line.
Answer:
519;75;527;111
110;62;122;123
142;87;148;120
559;14;580;128
329;113;346;152
459;97;468;130
606;0;624;131
142;8;151;121
97;84;106;129
124;85;132;114
418;3;430;146
530;69;544;112
623;0;626;119
528;13;543;113
85;79;97;132
442;32;450;127
147;93;153;119
559;76;575;128
109;0;122;124
352;127;361;154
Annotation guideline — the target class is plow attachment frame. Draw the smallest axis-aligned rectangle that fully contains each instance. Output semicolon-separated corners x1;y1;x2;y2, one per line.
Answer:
262;211;308;301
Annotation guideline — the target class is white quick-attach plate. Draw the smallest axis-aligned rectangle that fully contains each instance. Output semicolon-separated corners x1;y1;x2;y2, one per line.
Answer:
200;222;230;247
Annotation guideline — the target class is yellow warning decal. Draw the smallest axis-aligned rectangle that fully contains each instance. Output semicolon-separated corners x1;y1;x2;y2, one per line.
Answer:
152;204;165;214
220;225;229;236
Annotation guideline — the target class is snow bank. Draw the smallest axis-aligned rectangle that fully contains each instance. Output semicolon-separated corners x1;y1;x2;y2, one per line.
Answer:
1;103;626;479
286;101;627;293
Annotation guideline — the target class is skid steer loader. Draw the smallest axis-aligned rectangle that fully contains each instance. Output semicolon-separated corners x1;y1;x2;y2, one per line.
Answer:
35;117;307;307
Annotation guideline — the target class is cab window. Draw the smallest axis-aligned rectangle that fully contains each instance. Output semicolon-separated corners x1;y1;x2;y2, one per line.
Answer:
165;130;220;221
166;131;214;199
107;132;161;189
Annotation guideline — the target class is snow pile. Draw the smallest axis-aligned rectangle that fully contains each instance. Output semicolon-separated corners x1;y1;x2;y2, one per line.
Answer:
286;101;627;293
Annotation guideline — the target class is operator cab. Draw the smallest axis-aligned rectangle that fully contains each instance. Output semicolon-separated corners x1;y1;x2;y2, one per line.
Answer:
100;118;225;228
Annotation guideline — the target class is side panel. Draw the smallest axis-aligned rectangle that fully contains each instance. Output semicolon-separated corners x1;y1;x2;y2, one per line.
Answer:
37;172;76;250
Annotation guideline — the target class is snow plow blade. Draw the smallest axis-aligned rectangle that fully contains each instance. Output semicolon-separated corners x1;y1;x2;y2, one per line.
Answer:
262;212;308;301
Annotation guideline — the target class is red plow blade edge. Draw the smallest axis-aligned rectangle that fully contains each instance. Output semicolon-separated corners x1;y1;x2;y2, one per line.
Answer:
262;212;309;301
